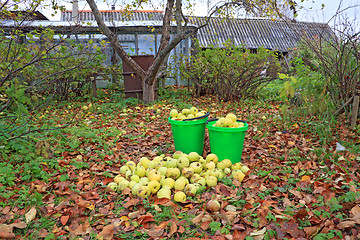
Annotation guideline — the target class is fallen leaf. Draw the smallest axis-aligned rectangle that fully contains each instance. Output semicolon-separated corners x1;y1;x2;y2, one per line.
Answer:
250;227;266;236
98;224;114;240
192;212;205;224
337;220;356;229
60;215;70;225
10;222;27;229
25;207;37;223
169;221;177;236
301;175;311;182
304;226;319;236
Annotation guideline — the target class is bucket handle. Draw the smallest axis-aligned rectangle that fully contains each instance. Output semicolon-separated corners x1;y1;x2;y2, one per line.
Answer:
183;112;210;121
206;118;246;124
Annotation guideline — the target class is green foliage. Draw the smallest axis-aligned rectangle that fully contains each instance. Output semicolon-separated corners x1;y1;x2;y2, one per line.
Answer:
176;41;281;101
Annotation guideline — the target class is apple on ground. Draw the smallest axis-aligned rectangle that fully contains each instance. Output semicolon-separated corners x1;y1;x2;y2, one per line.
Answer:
134;166;146;177
184;184;198;196
120;165;130;175
148;169;162;182
130;175;140;183
174;191;186;202
114;175;125;184
206;153;219;164
206;176;218;187
139;157;150;169
240;165;250;174
157;187;171;199
206;199;221;212
174;178;187;191
173;151;183;159
177;156;190;169
148;180;161;194
118;179;130;191
139;177;149;186
182;167;194;178
166;167;181;180
162;178;175;188
126;161;136;171
188;152;200;162
107;182;118;192
190;162;203;173
137;185;151;198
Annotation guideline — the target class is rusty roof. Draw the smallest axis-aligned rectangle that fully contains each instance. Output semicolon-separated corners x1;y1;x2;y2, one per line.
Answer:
189;17;333;51
61;10;163;22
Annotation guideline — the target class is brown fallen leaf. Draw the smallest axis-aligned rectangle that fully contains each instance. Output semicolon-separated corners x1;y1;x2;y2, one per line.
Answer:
192;212;205;224
337;220;356;229
60;215;70;226
304;226;319;236
98;224;114;240
169;221;177;236
25;207;37;223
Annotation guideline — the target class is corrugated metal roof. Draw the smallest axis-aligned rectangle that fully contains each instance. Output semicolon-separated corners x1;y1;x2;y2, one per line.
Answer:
189;17;333;51
61;10;164;22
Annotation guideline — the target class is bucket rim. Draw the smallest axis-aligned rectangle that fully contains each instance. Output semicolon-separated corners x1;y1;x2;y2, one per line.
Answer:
206;119;249;132
168;116;208;125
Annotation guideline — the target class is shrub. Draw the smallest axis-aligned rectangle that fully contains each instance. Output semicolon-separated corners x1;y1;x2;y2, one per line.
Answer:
177;41;281;101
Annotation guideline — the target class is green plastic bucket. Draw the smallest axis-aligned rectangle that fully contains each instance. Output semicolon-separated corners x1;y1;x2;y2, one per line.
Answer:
169;116;208;155
206;120;248;164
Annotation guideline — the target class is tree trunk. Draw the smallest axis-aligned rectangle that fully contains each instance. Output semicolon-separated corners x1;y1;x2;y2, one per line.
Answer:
143;77;156;104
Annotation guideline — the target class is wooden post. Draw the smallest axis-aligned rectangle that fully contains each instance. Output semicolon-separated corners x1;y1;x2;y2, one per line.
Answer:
350;90;359;129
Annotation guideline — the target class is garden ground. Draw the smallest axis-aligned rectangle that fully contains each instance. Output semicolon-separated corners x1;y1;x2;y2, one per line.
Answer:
0;87;359;240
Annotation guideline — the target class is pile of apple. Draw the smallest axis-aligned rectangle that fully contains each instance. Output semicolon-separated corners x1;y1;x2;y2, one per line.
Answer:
169;107;207;121
107;152;250;202
213;113;245;128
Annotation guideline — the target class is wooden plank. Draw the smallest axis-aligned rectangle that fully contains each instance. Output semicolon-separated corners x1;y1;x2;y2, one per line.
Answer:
350;95;359;129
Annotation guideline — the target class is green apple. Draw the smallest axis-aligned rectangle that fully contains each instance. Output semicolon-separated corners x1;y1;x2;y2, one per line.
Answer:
139;177;149;186
126;161;136;171
120;165;130;175
132;183;142;196
240;165;250;174
222;117;233;127
206;199;221;212
157;187;171;199
148;180;161;194
232;162;242;170
107;182;118;192
184;183;198;196
182;167;194;178
187;114;195;119
188;152;200;162
206;176;218;187
139;157;150;169
165;158;178;168
174;191;186;202
189;162;203;173
226;113;237;122
196;177;206;187
217;170;225;179
129;180;137;189
162;178;175;188
182;108;190;116
177;156;190;169
189;107;198;115
221;159;232;168
170;109;178;118
190;173;200;183
174;178;187;191
234;171;245;182
206;153;218;164
148;169;162;182
131;175;141;183
173;151;183;159
153;156;163;162
206;161;216;170
134;166;146;177
224;168;231;175
114;175;125;184
147;160;158;169
166;168;181;180
118;179;130;191
217;162;226;170
137;185;151;198
158;166;168;176
125;170;132;179
209;169;220;178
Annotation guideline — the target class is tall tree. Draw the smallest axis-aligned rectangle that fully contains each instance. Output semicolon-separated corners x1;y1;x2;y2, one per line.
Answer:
86;0;296;103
